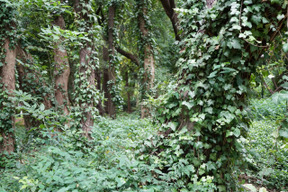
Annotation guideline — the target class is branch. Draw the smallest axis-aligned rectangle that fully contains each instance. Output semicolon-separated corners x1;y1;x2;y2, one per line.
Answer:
160;0;181;41
115;47;140;66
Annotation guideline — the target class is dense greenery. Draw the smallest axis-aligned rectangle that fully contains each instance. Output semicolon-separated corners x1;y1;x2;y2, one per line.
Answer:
1;0;288;191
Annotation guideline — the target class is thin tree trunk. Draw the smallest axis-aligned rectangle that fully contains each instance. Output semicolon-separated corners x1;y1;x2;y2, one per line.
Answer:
0;38;16;154
53;14;70;115
95;67;105;116
106;5;116;118
138;0;155;118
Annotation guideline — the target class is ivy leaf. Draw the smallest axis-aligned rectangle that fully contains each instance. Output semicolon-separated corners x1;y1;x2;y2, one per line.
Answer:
251;15;261;25
283;43;288;52
279;130;288;138
233;128;241;137
182;101;193;109
259;188;268;192
243;0;252;5
168;122;177;131
243;184;257;192
231;39;241;49
277;14;285;21
208;71;217;78
40;103;45;111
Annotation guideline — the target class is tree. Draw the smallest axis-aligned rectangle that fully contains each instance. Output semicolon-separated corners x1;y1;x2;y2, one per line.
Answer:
0;1;17;154
137;0;155;118
74;0;99;138
105;2;117;118
149;0;288;189
53;4;70;115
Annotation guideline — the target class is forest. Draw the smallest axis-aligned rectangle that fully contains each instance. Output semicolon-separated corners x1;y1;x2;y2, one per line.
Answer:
0;0;288;191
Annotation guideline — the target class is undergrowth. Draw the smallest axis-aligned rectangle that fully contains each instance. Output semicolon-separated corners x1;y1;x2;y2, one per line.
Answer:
1;99;287;191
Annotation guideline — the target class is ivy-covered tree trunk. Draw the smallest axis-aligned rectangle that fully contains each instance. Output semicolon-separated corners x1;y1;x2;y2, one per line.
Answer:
150;0;287;190
0;39;16;154
79;44;95;138
137;0;155;118
74;0;97;139
53;13;70;115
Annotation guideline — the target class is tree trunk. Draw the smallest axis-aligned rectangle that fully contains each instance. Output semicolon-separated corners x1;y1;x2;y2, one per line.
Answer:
106;5;116;118
137;0;155;118
0;38;16;154
79;45;95;139
53;14;70;115
95;68;105;116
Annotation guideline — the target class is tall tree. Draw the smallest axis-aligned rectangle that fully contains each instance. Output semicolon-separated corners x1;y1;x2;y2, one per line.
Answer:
105;3;117;118
53;9;70;115
150;0;287;189
0;2;17;153
137;0;155;118
74;0;97;139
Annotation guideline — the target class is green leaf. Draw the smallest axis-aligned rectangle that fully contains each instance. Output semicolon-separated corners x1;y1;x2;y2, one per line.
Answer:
243;184;257;192
283;43;288;52
279;130;288;138
233;128;241;137
251;15;261;25
168;122;177;131
182;101;193;109
277;14;285;21
259;187;268;192
208;71;217;78
40;103;45;111
231;39;241;49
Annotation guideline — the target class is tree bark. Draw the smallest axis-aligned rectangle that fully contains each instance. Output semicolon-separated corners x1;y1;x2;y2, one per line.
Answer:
53;14;70;115
0;38;16;154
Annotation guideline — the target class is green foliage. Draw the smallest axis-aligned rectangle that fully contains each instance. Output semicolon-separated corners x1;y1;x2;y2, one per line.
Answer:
248;97;287;120
0;89;14;138
0;115;153;191
245;120;288;190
